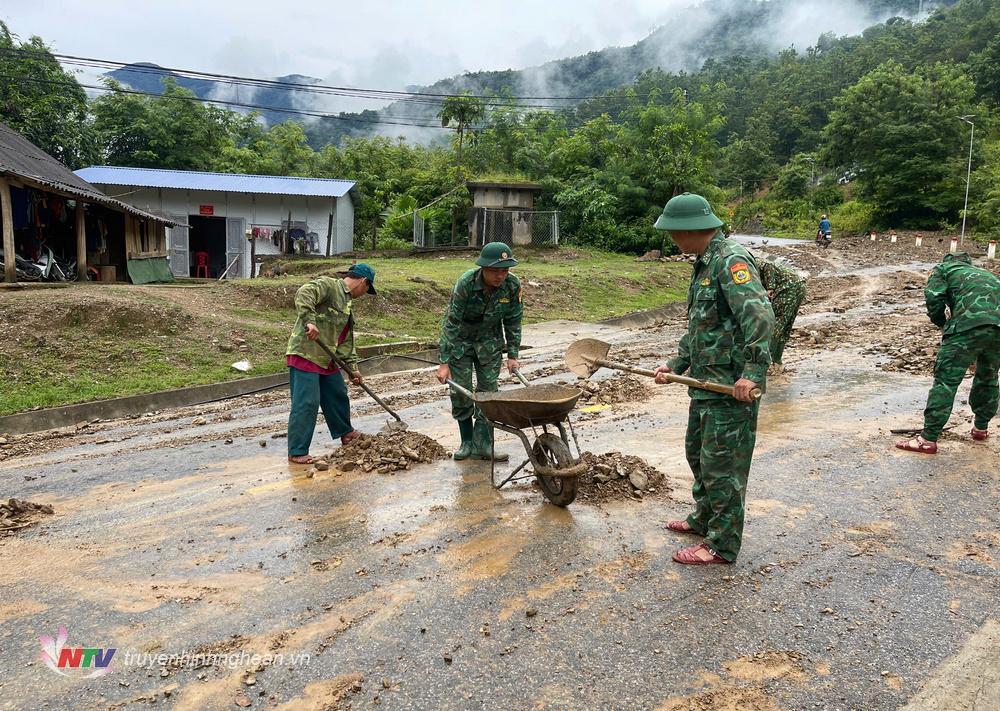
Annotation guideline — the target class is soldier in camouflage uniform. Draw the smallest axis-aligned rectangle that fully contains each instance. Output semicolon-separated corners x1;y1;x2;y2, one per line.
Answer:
437;243;523;461
285;264;376;464
652;194;775;565
756;257;806;372
896;252;1000;454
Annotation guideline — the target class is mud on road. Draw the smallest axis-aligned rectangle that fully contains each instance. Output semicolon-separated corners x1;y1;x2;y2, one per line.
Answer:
1;238;997;711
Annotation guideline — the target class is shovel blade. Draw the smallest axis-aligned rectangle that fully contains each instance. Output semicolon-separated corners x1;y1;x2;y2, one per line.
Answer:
565;338;611;378
379;419;409;434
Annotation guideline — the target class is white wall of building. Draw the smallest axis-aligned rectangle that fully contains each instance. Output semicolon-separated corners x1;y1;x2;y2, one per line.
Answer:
89;185;354;278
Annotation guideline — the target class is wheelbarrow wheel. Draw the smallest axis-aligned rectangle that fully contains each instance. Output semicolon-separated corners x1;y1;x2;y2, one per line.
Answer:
532;433;578;507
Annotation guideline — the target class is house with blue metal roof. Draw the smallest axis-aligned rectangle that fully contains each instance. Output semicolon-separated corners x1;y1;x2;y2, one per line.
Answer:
75;166;356;279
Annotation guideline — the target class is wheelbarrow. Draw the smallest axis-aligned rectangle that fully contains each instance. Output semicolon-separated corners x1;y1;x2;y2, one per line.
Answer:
446;371;587;507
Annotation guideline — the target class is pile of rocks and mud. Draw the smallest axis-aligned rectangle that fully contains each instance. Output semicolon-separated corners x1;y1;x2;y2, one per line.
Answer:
576;451;668;503
576;375;652;405
863;337;940;374
1;498;54;533
326;431;448;474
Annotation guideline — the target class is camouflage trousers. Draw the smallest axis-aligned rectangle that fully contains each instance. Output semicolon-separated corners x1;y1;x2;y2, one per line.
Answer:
448;349;502;422
770;283;806;364
922;325;1000;441
684;398;760;561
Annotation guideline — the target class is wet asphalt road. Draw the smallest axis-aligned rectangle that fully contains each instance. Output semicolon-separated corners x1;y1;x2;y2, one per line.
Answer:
1;311;998;710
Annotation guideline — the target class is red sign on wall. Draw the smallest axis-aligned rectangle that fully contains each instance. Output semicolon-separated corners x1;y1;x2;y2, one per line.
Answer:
199;205;214;216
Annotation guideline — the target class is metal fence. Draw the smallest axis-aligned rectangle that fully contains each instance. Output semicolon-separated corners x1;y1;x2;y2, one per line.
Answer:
414;206;561;249
471;208;559;247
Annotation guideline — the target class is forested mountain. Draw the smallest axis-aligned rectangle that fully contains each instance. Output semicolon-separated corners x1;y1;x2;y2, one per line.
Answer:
102;0;953;146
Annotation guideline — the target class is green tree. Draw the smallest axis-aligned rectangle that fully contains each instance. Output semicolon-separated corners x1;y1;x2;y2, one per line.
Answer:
823;61;977;225
438;91;485;169
0;22;97;167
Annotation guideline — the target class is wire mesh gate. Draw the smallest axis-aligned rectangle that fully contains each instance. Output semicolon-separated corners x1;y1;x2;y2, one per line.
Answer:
471;208;559;247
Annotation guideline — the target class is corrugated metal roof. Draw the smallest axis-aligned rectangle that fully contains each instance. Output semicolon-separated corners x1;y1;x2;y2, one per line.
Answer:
75;166;356;198
0;123;173;224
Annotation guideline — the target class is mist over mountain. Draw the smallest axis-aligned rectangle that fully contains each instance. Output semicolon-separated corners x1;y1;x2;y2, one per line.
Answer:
105;0;955;146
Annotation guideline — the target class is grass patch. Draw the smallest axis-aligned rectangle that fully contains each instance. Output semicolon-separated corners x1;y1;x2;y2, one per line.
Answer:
0;248;688;415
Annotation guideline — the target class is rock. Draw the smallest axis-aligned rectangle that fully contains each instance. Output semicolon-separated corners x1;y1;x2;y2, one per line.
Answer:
259;441;267;448
218;344;234;353
443;653;453;664
525;608;538;618
314;461;329;471
628;469;649;490
235;695;252;708
192;417;208;426
231;360;253;373
233;337;247;346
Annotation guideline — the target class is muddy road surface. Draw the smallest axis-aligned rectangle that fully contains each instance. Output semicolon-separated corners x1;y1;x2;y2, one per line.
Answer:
1;241;997;711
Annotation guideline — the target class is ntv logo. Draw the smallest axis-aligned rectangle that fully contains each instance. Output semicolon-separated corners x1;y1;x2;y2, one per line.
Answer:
39;626;116;678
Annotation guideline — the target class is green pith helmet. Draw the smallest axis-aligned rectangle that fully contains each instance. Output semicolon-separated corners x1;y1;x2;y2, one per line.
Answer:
475;242;519;268
654;192;724;231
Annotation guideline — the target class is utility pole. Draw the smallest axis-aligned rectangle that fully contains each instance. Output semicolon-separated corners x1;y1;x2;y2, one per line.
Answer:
959;115;975;244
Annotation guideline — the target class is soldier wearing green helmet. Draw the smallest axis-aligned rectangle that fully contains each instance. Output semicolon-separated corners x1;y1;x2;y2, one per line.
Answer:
437;242;524;461
652;193;775;566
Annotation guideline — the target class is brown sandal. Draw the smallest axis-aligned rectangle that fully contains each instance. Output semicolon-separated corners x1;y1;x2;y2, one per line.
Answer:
666;520;700;536
672;543;731;565
894;436;937;454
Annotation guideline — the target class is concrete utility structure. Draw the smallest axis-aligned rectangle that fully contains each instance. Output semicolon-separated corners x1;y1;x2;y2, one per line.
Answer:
0;123;173;284
466;180;557;247
76;167;357;279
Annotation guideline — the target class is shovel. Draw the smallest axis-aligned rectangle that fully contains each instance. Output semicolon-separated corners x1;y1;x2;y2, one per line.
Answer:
565;338;762;401
314;337;408;433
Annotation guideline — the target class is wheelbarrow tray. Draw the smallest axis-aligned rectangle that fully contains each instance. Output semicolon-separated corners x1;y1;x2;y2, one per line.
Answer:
474;384;583;429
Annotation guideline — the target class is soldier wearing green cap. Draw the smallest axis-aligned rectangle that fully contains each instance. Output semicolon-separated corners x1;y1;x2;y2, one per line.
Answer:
896;252;1000;454
651;193;775;565
437;242;524;460
285;264;377;464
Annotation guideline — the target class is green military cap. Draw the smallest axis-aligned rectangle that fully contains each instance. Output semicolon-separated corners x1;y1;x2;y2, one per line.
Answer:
475;242;519;268
654;192;724;231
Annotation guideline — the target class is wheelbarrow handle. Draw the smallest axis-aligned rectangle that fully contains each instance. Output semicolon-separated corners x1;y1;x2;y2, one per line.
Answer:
511;368;531;387
314;337;403;422
445;378;476;402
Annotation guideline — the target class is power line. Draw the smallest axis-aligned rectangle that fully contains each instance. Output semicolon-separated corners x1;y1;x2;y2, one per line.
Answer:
0;46;643;108
0;73;454;129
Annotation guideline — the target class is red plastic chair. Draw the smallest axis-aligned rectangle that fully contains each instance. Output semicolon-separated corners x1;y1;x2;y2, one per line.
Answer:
194;251;210;278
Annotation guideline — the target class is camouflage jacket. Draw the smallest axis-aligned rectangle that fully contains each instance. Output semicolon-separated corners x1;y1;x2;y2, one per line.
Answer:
439;269;523;364
286;277;358;371
757;258;804;296
667;231;775;399
925;253;1000;336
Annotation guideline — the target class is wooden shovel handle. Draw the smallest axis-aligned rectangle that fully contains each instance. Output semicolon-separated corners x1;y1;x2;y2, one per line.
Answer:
592;358;762;400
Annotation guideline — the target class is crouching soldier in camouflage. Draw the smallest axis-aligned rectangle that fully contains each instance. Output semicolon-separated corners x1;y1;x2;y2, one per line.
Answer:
437;243;523;461
896;252;1000;454
756;257;806;374
652;194;775;565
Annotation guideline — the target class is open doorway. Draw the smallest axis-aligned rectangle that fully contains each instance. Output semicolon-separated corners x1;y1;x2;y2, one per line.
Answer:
187;215;227;278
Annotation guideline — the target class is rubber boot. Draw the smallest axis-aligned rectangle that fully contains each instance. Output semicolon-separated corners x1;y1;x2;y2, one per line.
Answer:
453;418;475;460
472;418;508;461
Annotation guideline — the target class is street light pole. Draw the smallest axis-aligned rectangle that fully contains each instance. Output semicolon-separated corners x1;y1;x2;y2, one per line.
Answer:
959;115;975;244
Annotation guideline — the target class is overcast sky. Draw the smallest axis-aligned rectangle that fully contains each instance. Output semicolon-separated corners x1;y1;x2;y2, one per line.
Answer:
4;0;688;89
